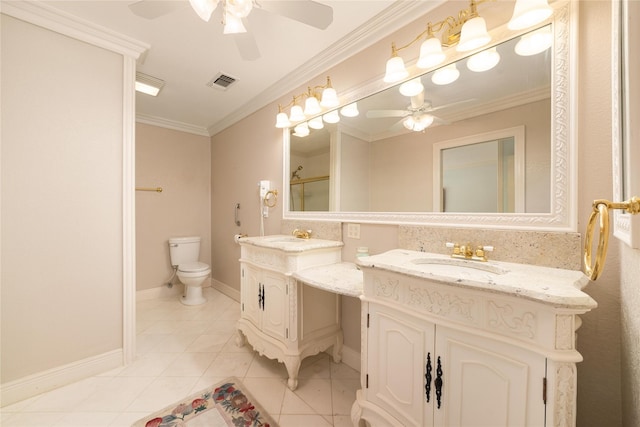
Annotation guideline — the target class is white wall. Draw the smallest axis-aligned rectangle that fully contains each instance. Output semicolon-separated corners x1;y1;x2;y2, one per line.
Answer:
1;14;126;390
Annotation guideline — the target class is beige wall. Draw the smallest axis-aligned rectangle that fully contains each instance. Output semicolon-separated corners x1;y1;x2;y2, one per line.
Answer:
136;124;211;292
209;1;636;425
1;16;124;383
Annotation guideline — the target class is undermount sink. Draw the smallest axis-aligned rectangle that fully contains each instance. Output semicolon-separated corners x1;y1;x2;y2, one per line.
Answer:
410;257;509;277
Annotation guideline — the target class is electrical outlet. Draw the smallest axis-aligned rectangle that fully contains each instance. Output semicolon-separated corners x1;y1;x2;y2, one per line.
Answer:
347;223;360;239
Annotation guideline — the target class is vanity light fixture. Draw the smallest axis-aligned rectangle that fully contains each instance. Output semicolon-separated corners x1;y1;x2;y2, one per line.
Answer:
383;0;553;83
508;0;553;30
466;47;500;72
274;76;341;128
135;72;165;96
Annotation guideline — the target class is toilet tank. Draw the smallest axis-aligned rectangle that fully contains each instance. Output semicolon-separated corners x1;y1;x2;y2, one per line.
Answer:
169;236;201;267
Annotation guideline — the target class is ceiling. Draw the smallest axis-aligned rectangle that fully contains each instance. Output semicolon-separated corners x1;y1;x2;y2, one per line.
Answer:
39;0;436;137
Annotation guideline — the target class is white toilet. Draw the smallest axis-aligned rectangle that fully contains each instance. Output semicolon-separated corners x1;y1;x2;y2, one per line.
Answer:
169;236;211;306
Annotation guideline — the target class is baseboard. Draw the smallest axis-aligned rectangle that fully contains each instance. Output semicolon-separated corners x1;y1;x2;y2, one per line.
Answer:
0;349;122;407
136;283;185;301
341;345;361;373
211;278;240;302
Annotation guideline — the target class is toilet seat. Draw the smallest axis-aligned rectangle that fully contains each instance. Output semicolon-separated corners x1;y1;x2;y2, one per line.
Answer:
178;262;210;274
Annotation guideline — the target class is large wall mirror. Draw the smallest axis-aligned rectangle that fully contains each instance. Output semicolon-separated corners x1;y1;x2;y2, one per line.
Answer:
283;2;576;231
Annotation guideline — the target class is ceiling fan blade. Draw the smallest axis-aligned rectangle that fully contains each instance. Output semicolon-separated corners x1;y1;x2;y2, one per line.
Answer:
128;1;186;19
427;98;476;113
233;31;261;61
260;0;333;29
366;110;409;119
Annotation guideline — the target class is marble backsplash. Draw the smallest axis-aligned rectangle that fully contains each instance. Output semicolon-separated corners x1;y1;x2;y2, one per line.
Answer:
280;219;342;241
279;220;582;271
398;225;582;270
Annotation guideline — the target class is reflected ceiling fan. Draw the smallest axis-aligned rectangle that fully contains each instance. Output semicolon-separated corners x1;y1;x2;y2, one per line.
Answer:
128;0;334;60
366;91;474;132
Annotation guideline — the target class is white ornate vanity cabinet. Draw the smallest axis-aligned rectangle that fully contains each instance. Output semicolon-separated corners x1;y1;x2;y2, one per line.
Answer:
351;250;597;427
236;235;343;390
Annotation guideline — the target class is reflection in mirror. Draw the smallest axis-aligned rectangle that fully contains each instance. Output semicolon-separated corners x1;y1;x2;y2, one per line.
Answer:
289;26;551;214
433;126;525;213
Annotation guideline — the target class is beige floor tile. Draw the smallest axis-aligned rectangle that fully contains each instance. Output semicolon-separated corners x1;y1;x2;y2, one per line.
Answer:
278;414;333;426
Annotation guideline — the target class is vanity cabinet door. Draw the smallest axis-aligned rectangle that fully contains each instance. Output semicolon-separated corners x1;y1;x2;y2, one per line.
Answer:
366;304;436;427
260;270;288;341
434;326;546;427
240;264;262;328
240;264;289;342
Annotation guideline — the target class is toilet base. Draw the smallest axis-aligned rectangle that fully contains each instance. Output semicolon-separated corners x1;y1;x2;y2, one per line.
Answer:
181;285;206;306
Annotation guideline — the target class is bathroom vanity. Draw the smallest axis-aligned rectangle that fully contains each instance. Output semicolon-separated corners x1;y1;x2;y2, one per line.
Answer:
236;235;343;390
351;249;597;427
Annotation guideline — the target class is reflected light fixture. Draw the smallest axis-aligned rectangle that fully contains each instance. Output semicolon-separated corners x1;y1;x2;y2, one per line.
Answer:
275;76;341;128
293;122;310;137
431;64;460;85
323;110;340;124
399;78;424;97
383;0;553;82
308;117;324;129
515;25;553;56
466;47;500;72
403;114;434;132
135;72;165;96
340;102;360;117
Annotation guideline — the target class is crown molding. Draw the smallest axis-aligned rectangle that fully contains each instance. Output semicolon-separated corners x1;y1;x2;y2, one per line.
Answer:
0;1;149;59
136;113;211;137
207;0;446;136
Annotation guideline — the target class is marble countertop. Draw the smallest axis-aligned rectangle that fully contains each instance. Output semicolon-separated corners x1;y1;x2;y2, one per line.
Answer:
293;262;363;297
238;235;343;253
357;249;597;309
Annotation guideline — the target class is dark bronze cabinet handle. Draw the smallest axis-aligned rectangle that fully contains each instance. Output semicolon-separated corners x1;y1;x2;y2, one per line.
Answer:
435;356;443;409
425;353;432;402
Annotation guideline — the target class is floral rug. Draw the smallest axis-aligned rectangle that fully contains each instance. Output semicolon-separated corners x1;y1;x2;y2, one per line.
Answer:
132;377;277;427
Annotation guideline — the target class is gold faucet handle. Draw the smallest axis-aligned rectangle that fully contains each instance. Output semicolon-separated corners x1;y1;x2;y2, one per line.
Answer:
446;242;461;255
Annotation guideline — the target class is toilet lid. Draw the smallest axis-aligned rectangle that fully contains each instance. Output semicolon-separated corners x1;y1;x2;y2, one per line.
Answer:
178;262;210;273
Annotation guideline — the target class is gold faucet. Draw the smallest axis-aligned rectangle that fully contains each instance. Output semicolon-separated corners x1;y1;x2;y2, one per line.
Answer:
447;242;493;262
292;229;312;239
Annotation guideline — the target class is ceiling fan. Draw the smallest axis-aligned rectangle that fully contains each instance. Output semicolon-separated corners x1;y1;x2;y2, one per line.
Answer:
128;0;334;60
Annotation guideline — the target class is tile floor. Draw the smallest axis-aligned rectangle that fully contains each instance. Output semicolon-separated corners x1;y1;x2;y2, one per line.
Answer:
1;287;361;426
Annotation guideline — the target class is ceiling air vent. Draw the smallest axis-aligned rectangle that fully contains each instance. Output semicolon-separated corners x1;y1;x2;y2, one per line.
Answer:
207;73;237;91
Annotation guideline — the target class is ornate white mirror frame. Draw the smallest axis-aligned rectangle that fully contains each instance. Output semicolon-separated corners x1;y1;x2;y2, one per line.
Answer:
283;1;577;232
612;0;640;247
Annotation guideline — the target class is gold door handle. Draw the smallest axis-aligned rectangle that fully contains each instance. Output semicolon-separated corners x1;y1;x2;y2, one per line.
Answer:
584;197;639;280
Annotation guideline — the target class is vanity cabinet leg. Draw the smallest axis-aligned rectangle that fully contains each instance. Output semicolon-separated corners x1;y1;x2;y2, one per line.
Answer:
332;330;344;363
235;329;246;348
284;356;301;390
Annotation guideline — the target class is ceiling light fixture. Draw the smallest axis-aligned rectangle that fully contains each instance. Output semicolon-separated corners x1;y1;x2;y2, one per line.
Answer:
135;72;165;96
383;0;553;83
275;76;341;129
189;0;252;33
